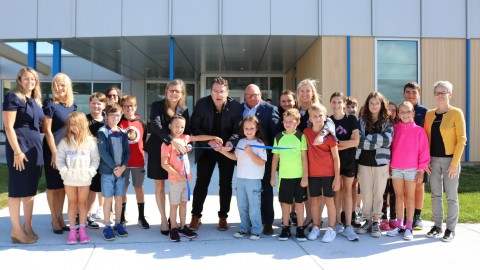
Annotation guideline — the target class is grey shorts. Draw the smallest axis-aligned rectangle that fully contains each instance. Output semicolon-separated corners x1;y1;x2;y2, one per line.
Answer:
169;181;188;205
391;168;418;182
125;167;146;188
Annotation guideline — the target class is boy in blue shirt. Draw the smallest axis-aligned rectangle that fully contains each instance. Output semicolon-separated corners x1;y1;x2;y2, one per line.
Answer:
98;103;131;241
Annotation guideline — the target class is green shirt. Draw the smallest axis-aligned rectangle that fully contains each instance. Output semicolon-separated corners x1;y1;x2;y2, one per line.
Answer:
273;131;307;179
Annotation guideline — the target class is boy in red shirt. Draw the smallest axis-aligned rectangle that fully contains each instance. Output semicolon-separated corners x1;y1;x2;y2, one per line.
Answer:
118;95;149;229
303;104;341;243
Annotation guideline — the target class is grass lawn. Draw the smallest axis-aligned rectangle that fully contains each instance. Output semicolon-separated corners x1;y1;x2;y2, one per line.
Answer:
0;163;46;209
0;163;479;223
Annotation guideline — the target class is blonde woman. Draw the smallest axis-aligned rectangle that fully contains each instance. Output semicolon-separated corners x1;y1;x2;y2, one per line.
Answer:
3;67;44;244
43;73;77;234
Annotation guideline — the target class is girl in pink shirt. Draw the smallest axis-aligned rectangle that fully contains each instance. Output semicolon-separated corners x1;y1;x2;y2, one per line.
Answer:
387;102;430;240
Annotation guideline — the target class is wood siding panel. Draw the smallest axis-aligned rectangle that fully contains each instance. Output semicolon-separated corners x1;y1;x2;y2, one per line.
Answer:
469;39;480;161
285;68;294;91
350;37;375;108
421;38;467;161
296;38;322;89
321;36;347;111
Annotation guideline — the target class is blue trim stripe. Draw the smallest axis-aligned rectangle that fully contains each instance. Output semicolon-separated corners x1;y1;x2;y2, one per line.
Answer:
170;37;174;81
465;39;470;162
27;40;36;69
347;36;351;96
52;40;62;75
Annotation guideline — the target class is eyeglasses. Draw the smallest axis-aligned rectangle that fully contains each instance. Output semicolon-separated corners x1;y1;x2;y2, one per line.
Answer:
122;105;135;109
212;90;227;95
108;94;118;98
244;93;260;99
434;91;448;97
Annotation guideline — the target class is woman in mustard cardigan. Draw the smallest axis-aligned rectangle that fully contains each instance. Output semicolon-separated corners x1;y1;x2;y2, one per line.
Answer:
424;81;467;242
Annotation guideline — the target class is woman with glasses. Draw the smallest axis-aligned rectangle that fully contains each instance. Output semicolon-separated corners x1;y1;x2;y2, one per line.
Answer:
424;81;466;242
105;86;121;105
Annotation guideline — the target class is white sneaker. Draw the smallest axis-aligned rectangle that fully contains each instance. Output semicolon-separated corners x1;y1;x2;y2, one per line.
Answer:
403;229;413;241
94;207;103;220
343;225;359;241
321;227;336;243
250;234;260;240
334;222;344;234
308;226;320;240
234;232;247;238
387;227;400;237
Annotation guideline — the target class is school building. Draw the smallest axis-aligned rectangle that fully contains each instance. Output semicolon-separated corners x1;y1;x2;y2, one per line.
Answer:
0;0;479;161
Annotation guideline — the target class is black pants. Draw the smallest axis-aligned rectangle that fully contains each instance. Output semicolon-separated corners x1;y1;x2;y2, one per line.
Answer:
261;154;274;225
191;151;235;219
382;178;396;220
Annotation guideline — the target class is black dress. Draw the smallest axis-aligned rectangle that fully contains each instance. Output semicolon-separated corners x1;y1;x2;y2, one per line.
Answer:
42;99;76;189
3;92;44;197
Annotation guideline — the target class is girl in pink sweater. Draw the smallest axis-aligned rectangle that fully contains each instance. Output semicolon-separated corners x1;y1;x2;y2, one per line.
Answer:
387;101;430;240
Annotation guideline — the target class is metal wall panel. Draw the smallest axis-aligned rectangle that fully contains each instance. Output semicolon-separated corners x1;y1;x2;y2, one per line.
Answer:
122;0;169;36
222;0;270;35
422;0;466;38
373;0;420;38
271;0;318;35
76;0;121;37
172;0;218;35
467;0;480;38
322;0;371;36
0;0;37;39
38;0;75;38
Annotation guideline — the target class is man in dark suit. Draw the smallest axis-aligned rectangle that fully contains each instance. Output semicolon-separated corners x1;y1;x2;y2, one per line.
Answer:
189;77;243;231
242;84;282;234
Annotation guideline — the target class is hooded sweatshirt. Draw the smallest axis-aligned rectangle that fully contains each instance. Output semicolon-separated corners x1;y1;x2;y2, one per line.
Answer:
390;121;430;171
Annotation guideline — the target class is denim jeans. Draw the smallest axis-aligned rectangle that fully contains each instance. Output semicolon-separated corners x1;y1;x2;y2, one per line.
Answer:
236;178;262;235
430;157;459;231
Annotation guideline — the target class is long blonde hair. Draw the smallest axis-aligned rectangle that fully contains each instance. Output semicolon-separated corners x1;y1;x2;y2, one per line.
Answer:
296;78;321;105
63;112;92;147
52;73;74;107
15;67;42;106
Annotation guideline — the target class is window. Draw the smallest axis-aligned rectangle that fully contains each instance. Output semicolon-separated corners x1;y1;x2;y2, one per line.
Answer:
376;40;419;105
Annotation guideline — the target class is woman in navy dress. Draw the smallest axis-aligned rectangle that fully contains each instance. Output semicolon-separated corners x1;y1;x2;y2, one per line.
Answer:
43;73;77;234
3;67;44;244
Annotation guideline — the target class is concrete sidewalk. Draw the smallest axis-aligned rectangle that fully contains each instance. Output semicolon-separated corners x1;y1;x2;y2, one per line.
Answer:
0;162;479;270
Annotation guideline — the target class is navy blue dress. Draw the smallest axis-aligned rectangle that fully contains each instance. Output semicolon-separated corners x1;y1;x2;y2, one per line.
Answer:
42;99;76;189
3;92;44;197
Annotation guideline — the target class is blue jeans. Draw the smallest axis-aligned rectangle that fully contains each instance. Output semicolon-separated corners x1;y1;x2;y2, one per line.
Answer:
101;174;126;197
236;178;262;235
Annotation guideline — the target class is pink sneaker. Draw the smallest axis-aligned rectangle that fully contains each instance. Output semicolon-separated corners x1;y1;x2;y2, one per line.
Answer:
67;230;77;244
379;219;391;231
389;219;398;229
79;229;90;244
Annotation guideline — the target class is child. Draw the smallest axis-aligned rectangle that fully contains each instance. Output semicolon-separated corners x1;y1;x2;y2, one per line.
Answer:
86;92;106;226
387;101;430;240
355;92;394;238
97;103;131;241
56;112;100;244
118;95;150;229
220;115;267;240
329;93;360;241
270;108;308;242
303;104;341;242
380;101;399;231
161;116;223;242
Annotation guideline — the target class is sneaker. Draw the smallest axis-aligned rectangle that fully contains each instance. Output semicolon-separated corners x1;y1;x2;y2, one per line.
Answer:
321;227;337;243
169;228;181;242
250;234;261;240
442;229;455;242
87;217;100;229
102;226;116;241
179;225;197;239
351;216;362;228
234;231;247;238
371;222;381;238
413;215;424;230
356;207;365;222
426;226;443;238
403;229;413;241
138;217;150;229
290;212;297;226
343;225;359;241
296;227;307;242
334;222;344;234
387;227;401;237
217;217;228;231
189;216;202;231
278;226;291;241
356;220;371;234
379;219;390;231
307;226;320;240
67;230;77;244
78;229;90;244
94;207;103;220
113;223;128;237
389;219;398;229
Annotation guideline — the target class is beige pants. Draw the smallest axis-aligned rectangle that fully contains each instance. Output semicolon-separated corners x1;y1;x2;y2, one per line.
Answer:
357;164;389;221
